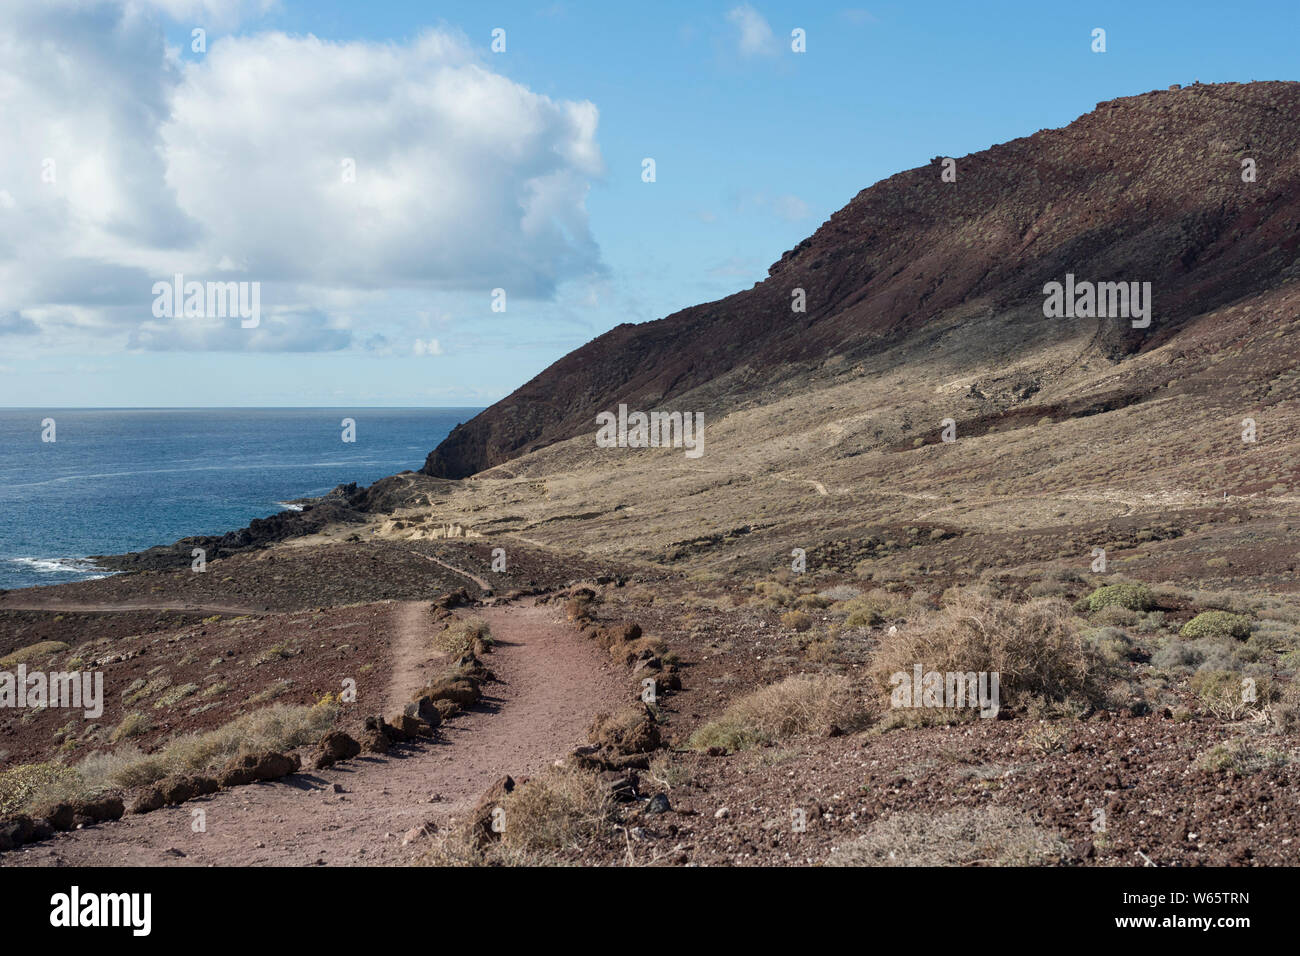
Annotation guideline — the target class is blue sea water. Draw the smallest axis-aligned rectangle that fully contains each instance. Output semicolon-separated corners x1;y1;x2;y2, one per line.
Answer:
0;408;476;591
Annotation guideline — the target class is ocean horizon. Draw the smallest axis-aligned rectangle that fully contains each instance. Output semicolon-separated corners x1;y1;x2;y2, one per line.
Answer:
0;407;477;591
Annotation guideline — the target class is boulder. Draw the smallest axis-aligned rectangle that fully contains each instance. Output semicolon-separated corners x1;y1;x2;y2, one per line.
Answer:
470;775;516;847
0;815;35;852
70;795;125;825
38;802;76;832
314;730;361;769
218;750;300;787
587;704;662;755
418;677;480;708
129;788;165;814
404;696;443;728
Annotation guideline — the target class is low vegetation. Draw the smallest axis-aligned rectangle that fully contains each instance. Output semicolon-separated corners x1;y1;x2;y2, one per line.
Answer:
825;807;1069;866
688;674;867;752
1181;610;1252;641
425;766;613;866
870;590;1111;713
436;617;493;657
0;698;338;815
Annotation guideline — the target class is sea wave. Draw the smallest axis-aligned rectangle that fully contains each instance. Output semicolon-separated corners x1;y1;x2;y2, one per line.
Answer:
7;556;113;578
277;501;305;512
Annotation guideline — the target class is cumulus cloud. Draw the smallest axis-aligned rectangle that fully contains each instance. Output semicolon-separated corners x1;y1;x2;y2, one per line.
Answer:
727;4;777;56
0;1;605;352
162;30;604;295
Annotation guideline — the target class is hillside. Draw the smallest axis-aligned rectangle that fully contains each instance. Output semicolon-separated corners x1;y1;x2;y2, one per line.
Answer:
423;81;1300;480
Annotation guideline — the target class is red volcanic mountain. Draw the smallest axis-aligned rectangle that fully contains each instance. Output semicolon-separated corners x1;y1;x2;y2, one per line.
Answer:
423;82;1300;479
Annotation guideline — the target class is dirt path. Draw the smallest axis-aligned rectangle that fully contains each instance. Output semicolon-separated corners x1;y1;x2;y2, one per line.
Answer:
386;601;436;714
3;600;625;867
0;599;270;615
409;550;493;592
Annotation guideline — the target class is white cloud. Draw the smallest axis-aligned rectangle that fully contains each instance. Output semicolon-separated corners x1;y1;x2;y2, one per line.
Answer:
0;1;605;352
727;4;777;57
128;308;350;351
413;338;443;356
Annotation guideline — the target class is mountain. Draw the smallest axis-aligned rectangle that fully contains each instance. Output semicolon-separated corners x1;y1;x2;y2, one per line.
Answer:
423;81;1300;480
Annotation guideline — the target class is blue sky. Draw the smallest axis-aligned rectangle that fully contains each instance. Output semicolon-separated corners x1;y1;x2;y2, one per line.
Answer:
1;0;1295;407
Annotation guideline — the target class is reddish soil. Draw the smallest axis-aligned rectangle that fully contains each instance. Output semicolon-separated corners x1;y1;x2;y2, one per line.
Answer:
0;601;397;766
2;600;625;866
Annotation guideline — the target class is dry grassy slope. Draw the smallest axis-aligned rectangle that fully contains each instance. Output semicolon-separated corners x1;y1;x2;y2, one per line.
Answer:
375;276;1300;586
423;81;1300;479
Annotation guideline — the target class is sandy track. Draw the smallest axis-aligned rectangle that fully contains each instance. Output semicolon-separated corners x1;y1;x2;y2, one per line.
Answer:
3;600;625;867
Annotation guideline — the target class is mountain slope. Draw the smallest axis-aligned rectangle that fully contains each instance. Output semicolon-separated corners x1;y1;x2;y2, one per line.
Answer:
423;81;1300;479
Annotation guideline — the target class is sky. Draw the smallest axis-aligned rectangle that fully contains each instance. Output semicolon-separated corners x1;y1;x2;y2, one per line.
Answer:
0;0;1295;407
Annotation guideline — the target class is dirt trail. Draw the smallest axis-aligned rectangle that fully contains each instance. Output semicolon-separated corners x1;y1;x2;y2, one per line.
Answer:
3;599;624;867
409;549;493;592
386;601;436;714
0;599;270;615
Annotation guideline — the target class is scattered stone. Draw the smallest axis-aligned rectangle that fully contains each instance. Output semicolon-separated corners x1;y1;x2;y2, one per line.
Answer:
646;793;672;815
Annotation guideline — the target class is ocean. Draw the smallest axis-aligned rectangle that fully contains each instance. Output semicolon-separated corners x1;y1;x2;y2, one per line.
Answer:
0;408;475;591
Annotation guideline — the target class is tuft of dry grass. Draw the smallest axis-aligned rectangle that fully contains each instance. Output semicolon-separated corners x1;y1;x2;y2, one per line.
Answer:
424;766;613;866
1197;736;1291;774
688;674;868;752
68;697;339;800
109;711;153;743
0;762;81;816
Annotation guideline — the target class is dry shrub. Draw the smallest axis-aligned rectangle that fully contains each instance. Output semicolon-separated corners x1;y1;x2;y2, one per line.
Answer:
437;618;492;657
870;590;1110;711
837;590;908;628
0;641;69;669
609;635;665;666
587;705;661;754
780;610;813;632
688;674;867;752
1190;670;1275;720
752;580;796;608
1270;680;1300;734
803;636;836;663
562;587;598;621
825;807;1068;866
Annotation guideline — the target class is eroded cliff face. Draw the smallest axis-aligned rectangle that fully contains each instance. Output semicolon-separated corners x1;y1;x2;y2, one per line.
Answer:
422;81;1300;480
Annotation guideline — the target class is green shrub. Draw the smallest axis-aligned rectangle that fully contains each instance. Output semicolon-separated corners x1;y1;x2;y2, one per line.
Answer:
1181;611;1252;641
1080;583;1156;614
